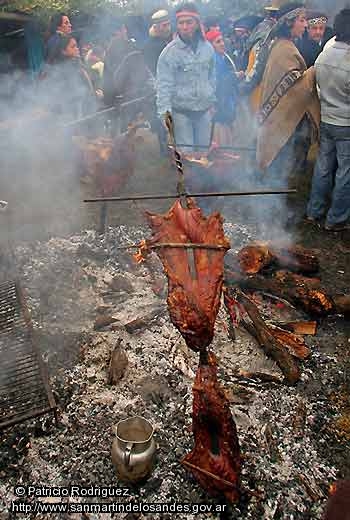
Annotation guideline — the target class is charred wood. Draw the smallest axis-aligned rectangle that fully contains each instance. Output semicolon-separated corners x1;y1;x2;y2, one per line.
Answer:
123;306;166;333
274;320;317;336
108;339;128;385
274;270;321;288
271;245;319;274
237;243;319;275
94;315;119;331
333;295;350;317
234;291;301;385
226;273;335;317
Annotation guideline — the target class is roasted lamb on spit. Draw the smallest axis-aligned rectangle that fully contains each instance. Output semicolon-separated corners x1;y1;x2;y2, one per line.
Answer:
137;198;241;501
143;198;230;352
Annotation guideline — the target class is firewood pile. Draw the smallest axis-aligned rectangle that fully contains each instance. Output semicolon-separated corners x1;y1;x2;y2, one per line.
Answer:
223;241;350;386
0;222;348;519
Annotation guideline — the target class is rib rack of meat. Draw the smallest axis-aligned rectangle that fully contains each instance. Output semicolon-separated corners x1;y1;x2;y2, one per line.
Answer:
145;198;230;352
182;352;241;502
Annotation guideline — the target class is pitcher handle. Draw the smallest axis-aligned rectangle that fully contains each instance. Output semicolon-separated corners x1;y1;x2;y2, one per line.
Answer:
124;442;134;467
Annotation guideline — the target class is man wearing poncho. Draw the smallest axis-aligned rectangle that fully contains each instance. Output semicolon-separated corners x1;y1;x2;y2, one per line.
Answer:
256;3;320;184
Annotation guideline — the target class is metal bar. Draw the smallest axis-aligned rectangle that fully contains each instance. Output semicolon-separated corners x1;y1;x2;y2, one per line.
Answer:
84;189;297;203
0;280;57;430
1;354;36;370
62;95;151;128
165;111;197;280
16;283;57;411
1;364;41;381
2;362;40;378
0;407;55;430
62;106;118;128
0;383;49;408
2;371;42;387
116;242;230;251
0;389;47;405
172;143;256;152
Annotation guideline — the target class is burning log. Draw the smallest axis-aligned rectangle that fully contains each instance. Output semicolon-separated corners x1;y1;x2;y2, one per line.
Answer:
271;245;319;274
237;243;319;275
237;242;273;274
226;273;335;317
275;320;317;336
234;291;301;384
266;324;311;359
182;352;241;502
224;287;309;361
274;270;321;288
142;199;230;352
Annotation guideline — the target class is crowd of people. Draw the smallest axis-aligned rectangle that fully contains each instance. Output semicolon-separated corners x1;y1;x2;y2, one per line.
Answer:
40;1;350;233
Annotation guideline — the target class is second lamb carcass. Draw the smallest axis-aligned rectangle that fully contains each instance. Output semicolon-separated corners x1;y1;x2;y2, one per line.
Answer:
145;198;230;352
182;352;241;502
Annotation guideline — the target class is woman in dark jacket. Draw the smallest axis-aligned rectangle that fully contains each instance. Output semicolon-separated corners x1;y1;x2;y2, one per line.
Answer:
44;34;97;122
206;30;239;145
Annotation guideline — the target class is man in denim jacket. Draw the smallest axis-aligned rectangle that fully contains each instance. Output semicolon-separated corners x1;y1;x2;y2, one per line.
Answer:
307;8;350;231
156;2;216;153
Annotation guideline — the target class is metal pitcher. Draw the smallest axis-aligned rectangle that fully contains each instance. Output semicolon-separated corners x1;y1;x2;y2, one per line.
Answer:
111;416;156;483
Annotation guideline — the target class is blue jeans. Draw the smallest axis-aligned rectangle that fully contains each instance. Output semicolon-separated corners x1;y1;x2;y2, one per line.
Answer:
172;109;213;154
307;122;350;226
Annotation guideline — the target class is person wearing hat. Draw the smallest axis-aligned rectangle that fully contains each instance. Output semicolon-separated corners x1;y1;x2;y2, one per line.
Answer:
144;10;172;156
256;2;320;201
297;11;334;67
206;29;239;147
227;15;262;71
241;0;295;112
156;2;216;155
144;10;172;76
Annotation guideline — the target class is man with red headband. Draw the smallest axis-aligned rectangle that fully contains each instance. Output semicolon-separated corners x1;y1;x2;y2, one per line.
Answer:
156;2;216;154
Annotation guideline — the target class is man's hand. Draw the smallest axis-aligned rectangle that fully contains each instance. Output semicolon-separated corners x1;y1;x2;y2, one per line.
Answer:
161;113;170;130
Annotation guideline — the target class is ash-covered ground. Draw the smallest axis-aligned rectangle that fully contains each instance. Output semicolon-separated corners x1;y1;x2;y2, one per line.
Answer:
1;221;349;520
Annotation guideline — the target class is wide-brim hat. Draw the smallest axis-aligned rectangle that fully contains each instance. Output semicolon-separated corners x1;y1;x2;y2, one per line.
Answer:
231;15;264;31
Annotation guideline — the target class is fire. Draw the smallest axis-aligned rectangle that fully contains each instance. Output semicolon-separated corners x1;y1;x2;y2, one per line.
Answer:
329;482;338;495
133;239;150;264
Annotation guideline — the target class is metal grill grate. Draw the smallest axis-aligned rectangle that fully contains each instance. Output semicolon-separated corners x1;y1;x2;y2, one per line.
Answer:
0;280;56;429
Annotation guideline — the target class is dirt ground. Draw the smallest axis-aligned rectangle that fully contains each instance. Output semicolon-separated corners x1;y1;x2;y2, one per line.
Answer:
0;124;349;496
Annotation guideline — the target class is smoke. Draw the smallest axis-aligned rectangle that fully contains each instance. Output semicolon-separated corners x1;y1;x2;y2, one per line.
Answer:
0;62;94;247
306;0;350;20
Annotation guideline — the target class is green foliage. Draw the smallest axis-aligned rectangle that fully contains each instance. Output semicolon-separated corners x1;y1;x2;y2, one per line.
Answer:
2;0;124;18
3;0;266;20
